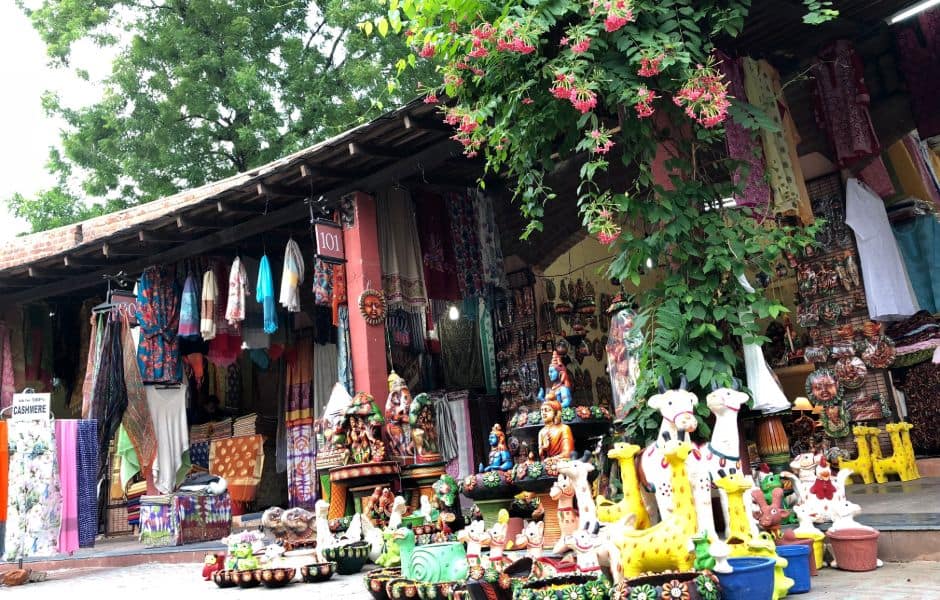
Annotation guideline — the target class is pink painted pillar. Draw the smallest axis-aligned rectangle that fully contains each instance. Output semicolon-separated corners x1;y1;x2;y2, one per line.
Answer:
342;191;388;397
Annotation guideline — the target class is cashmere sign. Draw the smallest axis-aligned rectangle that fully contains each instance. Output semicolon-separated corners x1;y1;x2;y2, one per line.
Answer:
11;393;51;421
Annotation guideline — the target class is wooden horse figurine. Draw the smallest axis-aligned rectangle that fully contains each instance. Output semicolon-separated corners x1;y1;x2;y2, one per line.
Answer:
616;440;698;579
838;426;876;484
457;520;490;568
558;455;598;532
599;442;651;529
550;471;579;540
513;520;545;560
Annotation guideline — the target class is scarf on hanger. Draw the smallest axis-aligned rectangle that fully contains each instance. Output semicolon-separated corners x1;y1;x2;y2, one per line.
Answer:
472;191;508;292
257;254;278;334
122;316;158;473
225;257;249;326
279;239;305;313
446;191;485;303
0;323;14;409
413;192;461;301
201;268;218;341
377;187;428;312
178;273;200;338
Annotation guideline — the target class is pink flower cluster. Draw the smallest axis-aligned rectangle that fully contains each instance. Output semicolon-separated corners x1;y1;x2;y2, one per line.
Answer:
570;37;591;54
419;43;436;58
444;108;483;157
638;53;664;77
551;74;598;114
424;92;439;104
589;128;615;154
634;86;657;118
673;63;731;128
597;0;636;32
597;228;621;245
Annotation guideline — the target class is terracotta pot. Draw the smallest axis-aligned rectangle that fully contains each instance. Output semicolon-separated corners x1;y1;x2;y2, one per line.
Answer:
827;528;879;572
756;415;791;470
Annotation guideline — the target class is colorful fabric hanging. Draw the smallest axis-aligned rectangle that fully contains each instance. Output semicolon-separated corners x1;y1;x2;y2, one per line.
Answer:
200;268;218;341
0;421;7;556
178;273;200;338
337;306;354;395
285;338;315;509
717;51;772;209
93;319;125;479
895;6;940;140
377;187;428;312
886;136;940;209
4;419;61;560
209;434;264;514
742;58;814;224
414;192;461;301
479;298;497;395
857;156;896;199
446;191;486;301
812;40;880;168
225;257;249;326
312;258;334;306
279;239;305;313
893;214;940;314
136;266;181;384
55;419;79;555
256;254;278;334
76;420;98;548
122;317;158;473
0;322;14;410
226;363;242;410
331;263;346;326
473;191;508;292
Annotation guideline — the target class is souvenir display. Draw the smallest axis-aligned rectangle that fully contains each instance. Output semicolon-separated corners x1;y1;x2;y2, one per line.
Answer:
821;402;850;438
805;368;843;406
803;345;829;364
834;356;867;390
359;289;388;326
605;294;642;423
861;335;896;369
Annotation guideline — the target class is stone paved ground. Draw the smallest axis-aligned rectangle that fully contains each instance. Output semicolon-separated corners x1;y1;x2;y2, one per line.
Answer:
3;561;939;599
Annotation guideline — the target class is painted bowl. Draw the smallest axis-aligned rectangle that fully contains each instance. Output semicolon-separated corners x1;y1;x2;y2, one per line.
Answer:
513;574;609;600
324;540;371;575
386;577;420;600
211;570;237;588
416;580;464;600
364;567;402;600
258;567;296;588
611;571;721;600
300;561;337;583
234;569;261;588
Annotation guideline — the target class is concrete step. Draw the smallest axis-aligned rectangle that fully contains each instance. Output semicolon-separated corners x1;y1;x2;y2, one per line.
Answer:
916;457;940;478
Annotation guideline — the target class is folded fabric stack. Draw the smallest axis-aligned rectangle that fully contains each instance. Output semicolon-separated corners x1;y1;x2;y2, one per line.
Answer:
207;418;233;441
126;481;148;527
190;441;210;469
189;423;210;444
886;311;940;367
233;413;259;437
139;494;176;548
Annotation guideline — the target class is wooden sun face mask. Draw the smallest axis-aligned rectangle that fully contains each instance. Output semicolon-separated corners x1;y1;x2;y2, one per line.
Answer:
358;289;387;326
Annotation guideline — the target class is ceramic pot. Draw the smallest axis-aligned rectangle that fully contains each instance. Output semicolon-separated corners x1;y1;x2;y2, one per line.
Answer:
258;567;296;588
777;536;818;575
324;540;371;574
756;416;791;470
611;571;721;600
409;541;469;582
234;569;261;588
715;557;776;600
387;577;421;599
827;528;879;572
212;570;237;588
415;580;463;600
463;558;532;600
364;567;402;600
794;532;826;571
513;574;610;600
776;544;811;593
301;561;337;583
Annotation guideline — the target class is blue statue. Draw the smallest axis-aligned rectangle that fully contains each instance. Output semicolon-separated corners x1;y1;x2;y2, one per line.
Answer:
479;424;513;472
537;354;573;409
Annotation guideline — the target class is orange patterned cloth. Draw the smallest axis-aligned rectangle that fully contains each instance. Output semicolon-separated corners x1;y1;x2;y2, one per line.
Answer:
209;434;265;503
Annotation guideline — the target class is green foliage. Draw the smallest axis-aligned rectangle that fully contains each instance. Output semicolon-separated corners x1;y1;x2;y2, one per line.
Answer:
802;0;838;25
392;0;822;445
13;0;429;232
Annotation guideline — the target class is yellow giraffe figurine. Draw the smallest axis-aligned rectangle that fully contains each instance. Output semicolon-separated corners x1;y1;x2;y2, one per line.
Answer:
898;422;920;480
615;440;697;579
884;423;918;482
717;473;793;599
597;442;651;529
838;426;875;484
866;427;889;484
714;472;755;542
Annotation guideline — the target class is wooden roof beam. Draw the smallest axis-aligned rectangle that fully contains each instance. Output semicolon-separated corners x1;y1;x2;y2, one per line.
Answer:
217;200;259;215
28;267;58;279
102;242;146;258
299;162;358;181
348;142;407;160
138;230;181;245
64;255;111;268
402;114;453;133
177;216;227;229
256;182;307;200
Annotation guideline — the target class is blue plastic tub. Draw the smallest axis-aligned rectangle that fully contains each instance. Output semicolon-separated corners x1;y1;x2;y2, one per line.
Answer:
777;543;812;594
716;557;777;600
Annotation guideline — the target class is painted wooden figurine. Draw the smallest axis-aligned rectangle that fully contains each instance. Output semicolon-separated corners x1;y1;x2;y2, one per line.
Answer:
598;442;651;529
538;351;573;409
549;471;579;539
479;424;513;472
385;371;412;462
538;399;575;461
457;520;491;568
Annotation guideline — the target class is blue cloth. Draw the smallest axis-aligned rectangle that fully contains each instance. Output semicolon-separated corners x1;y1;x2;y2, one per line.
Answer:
893;215;940;313
77;420;99;548
256;255;278;334
337;306;354;394
190;441;210;469
178;273;200;338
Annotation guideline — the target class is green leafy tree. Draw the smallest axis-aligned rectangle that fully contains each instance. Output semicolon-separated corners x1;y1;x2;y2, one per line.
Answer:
12;0;429;232
390;0;822;444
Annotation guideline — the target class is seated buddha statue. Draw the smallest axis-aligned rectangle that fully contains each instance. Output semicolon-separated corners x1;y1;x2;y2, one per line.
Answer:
538;399;575;461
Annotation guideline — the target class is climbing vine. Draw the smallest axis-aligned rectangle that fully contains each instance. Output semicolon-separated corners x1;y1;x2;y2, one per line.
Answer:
379;0;821;444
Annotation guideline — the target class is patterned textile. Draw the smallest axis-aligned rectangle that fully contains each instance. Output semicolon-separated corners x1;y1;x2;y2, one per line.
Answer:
225;257;249;326
178;273;200;338
742;58;814;224
175;492;232;545
190;441;210;468
312;258;334;306
226;363;241;409
478;298;497;395
812;41;880;168
93;320;126;480
331;263;347;326
139;496;175;547
287;420;316;509
472;191;508;292
136;266;181;384
122;318;158;472
0;421;7;555
256;254;278;334
895;362;940;454
903;134;940;207
209;434;265;504
0;323;14;410
200;269;218;341
56;420;79;555
439;315;484;390
446;191;485;301
4;420;61;560
414;192;461;301
717;51;771;209
896;7;940;140
378;187;428;311
279;239;305;313
858;156;896;199
76;420;98;548
81;315;102;419
337;306;354;395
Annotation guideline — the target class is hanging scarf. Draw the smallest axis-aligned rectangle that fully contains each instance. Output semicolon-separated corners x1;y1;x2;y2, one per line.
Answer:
414;192;461;301
446;191;485;302
472;191;508;292
479;297;497;395
178;273;200;338
256;254;278;334
122;316;158;473
337;306;354;395
332;263;347;326
279;239;305;313
717;51;772;210
135;265;181;384
93;318;125;480
200;268;218;341
82;315;103;419
895;7;940;140
0;323;14;409
377;187;428;312
225;257;249;326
